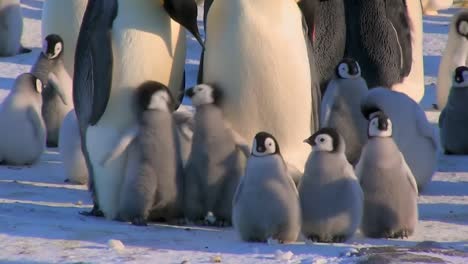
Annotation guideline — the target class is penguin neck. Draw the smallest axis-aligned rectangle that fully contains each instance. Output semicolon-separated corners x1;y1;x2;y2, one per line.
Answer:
246;155;287;179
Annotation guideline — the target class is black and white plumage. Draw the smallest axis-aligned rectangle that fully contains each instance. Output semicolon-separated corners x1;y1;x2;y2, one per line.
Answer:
357;112;418;239
344;0;413;89
299;128;363;243
233;132;301;243
439;66;468;154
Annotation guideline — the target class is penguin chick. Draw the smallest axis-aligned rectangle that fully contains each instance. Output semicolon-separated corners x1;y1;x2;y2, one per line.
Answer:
299;127;363;243
356;112;418;239
101;81;184;225
31;34;73;147
0;73;46;165
184;84;250;226
59;110;88;185
321;58;369;166
439;66;468;154
232;132;301;243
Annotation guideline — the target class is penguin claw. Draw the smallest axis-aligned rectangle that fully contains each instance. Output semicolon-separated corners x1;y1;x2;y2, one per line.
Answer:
64;179;70;183
131;217;148;226
307;235;320;243
214;219;231;227
332;235;347;243
79;206;104;218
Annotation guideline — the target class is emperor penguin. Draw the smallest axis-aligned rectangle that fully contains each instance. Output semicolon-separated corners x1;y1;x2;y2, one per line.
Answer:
436;10;468;110
439;66;468;155
298;0;347;94
0;0;24;57
184;84;249;226
73;0;203;219
357;112;418;239
31;34;73;147
344;0;421;99
101;81;184;225
232;132;301;243
361;87;438;192
59;110;88;185
0;73;45;165
200;0;322;176
320;58;369;166
299;128;363;243
41;0;88;77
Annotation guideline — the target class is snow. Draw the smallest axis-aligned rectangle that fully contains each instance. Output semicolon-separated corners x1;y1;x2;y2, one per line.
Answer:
0;1;468;263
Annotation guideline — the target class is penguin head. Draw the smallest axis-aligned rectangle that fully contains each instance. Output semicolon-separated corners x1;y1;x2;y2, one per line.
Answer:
185;84;222;107
456;13;468;39
16;73;43;94
336;58;361;79
135;81;175;113
453;66;468;88
368;112;393;138
252;132;280;157
42;34;63;60
162;0;204;48
304;127;342;153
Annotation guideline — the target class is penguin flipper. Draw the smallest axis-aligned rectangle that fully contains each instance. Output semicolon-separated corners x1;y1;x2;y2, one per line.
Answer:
73;0;118;127
438;108;446;129
48;72;68;106
173;108;195;141
400;152;419;195
232;174;245;206
101;126;138;166
320;79;339;126
225;122;251;157
297;0;318;44
286;163;302;192
415;105;438;149
27;107;45;142
385;0;413;78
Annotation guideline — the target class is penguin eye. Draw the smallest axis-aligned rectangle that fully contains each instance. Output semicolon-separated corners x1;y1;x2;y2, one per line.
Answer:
319;137;325;143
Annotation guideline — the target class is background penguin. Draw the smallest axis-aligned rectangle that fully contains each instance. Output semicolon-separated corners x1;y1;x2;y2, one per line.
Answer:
320;58;369;166
184;84;249;226
439;66;468;155
343;0;413;90
298;0;347;94
41;0;88;77
0;0;25;57
0;73;45;165
436;10;468;110
31;34;73;147
299;128;363;243
101;81;184;226
360;87;438;192
73;0;203;219
357;112;418;239
201;0;322;177
59;110;88;185
232;132;301;243
422;0;453;15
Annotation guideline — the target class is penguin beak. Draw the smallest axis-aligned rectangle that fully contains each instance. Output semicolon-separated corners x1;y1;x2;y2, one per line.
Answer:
303;137;313;146
163;0;205;49
186;88;195;98
257;146;265;153
378;120;388;131
349;66;359;76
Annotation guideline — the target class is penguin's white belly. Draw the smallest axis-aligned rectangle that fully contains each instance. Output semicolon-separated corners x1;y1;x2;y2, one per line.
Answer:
391;0;424;103
204;1;312;171
85;3;186;219
41;0;88;77
437;36;468;109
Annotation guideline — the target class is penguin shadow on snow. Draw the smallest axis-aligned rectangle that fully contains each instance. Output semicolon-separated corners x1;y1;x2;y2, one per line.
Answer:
20;0;42;20
422;180;468;196
0;77;15;90
437;154;468;172
20;0;43;10
423;56;442;78
418;203;468;224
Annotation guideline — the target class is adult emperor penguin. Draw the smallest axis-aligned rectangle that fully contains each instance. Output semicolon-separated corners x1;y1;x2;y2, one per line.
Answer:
298;0;347;94
0;0;24;57
344;0;423;101
184;84;249;226
439;66;468;155
233;132;301;243
101;81;184;225
201;0;322;176
41;0;88;77
436;10;468;110
73;0;203;219
361;88;438;191
357;112;418;239
321;58;369;166
59;110;88;185
0;74;45;165
31;34;73;147
299;128;363;243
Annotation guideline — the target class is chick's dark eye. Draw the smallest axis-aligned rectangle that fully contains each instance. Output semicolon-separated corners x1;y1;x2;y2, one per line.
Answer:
320;138;325;142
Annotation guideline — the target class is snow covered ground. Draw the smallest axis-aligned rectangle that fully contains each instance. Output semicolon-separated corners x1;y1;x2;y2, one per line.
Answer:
0;1;468;263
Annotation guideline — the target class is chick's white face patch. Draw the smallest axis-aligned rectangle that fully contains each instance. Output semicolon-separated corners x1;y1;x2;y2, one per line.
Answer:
191;84;214;106
368;117;392;137
252;137;277;157
148;91;170;111
313;134;334;152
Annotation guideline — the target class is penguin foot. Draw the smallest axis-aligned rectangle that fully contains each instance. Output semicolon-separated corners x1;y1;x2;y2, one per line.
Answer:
432;104;439;110
332;235;347;243
46;141;58;148
444;149;455;155
167;217;187;226
214;219;231;227
391;230;411;239
79;205;104;218
131;217;148;226
307;235;321;243
64;179;70;183
19;46;31;54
